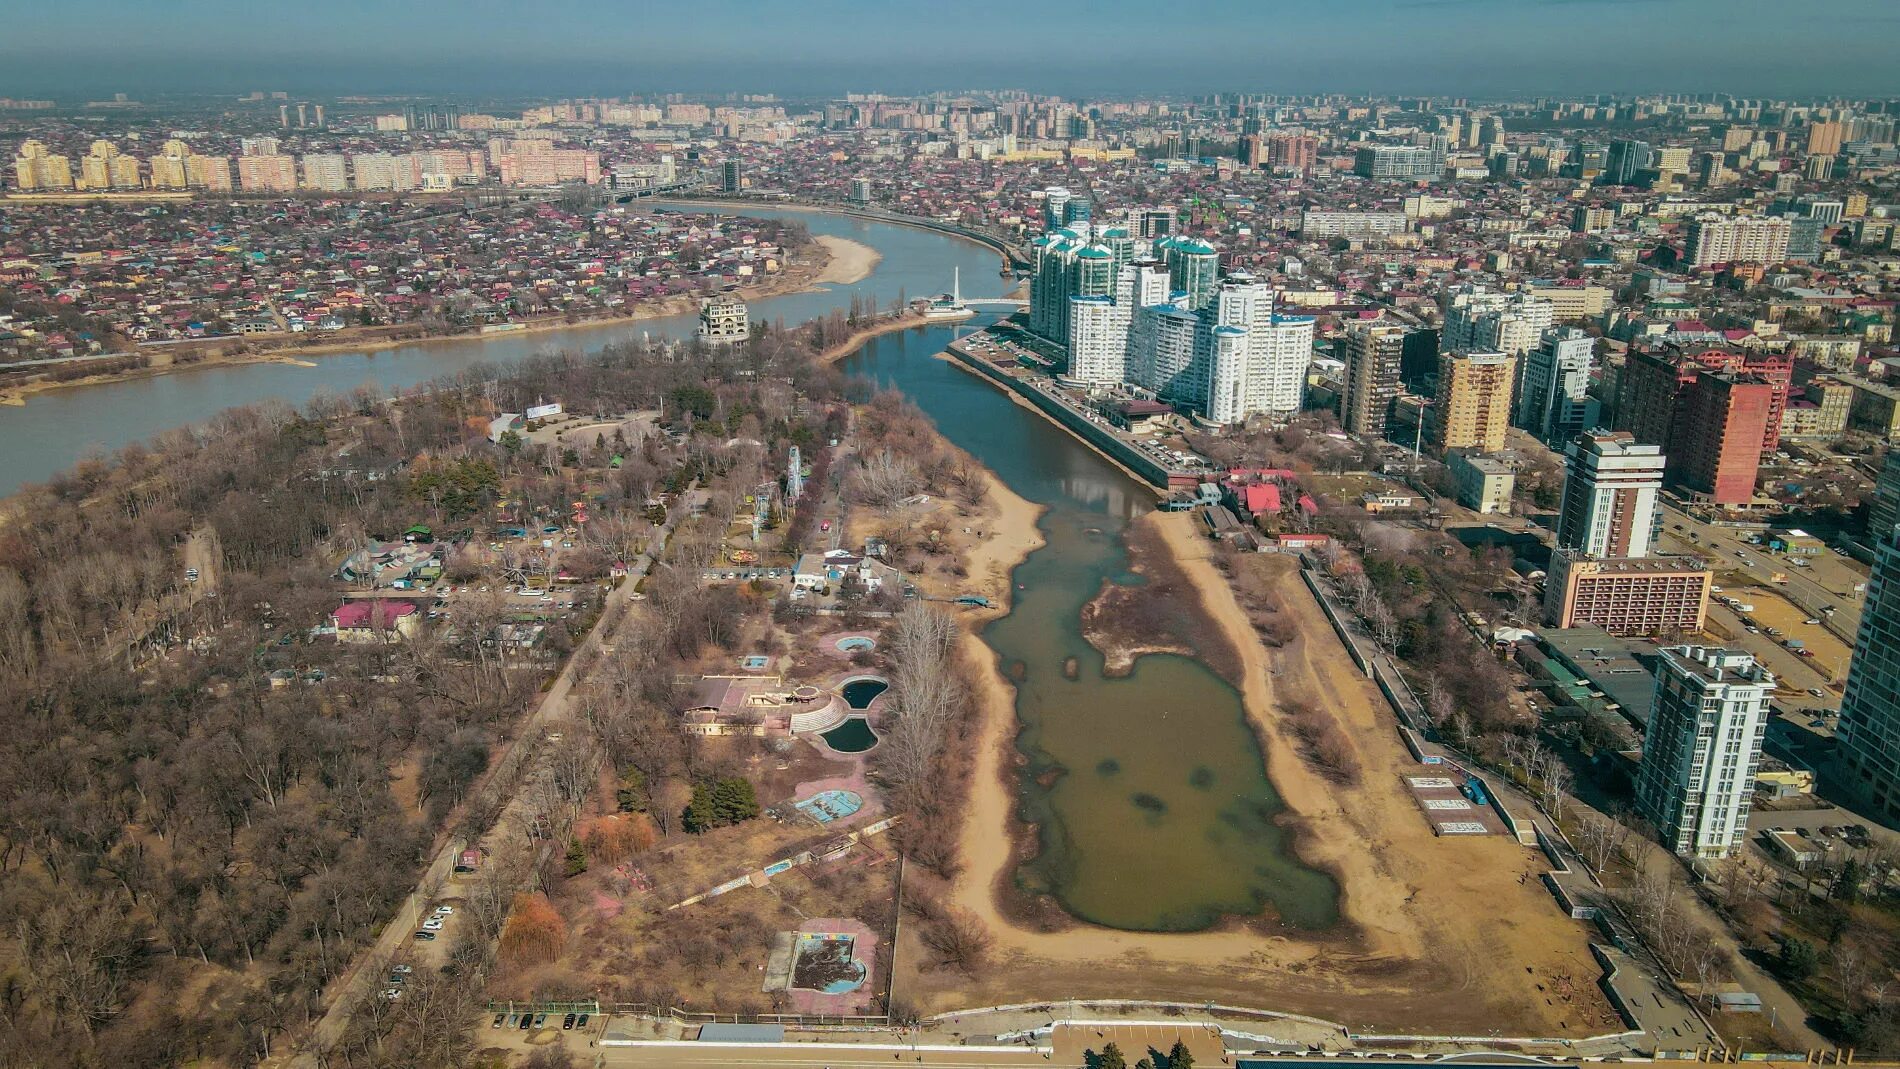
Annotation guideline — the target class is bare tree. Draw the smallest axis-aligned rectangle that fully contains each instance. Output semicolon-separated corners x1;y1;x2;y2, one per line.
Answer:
849;449;924;511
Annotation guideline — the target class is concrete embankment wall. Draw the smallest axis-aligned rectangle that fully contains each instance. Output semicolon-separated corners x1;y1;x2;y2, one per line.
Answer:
943;343;1175;489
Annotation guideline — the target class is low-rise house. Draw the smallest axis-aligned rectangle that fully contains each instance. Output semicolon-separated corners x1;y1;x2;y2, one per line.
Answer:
792;549;901;593
330;600;421;643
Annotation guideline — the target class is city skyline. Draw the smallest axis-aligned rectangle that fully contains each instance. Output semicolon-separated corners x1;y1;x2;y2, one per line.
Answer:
5;0;1900;98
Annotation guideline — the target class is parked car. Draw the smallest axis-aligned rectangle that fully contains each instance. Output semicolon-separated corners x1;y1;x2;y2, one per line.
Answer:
518;1014;532;1030
412;930;435;941
1809;688;1827;697
493;1014;506;1028
532;1013;548;1028
562;1013;576;1030
576;1013;590;1027
422;918;444;931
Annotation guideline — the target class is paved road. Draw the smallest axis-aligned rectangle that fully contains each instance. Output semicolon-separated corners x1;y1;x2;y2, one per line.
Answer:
283;488;700;1066
1655;503;1866;641
598;1044;1058;1069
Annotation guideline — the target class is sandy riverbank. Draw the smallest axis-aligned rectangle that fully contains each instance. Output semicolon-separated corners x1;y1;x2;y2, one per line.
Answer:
814;310;935;366
0;234;840;406
813;235;881;285
899;506;1617;1039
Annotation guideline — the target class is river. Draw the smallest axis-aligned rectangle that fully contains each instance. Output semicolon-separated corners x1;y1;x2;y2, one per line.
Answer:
0;204;1338;933
0;204;1000;497
842;324;1338;932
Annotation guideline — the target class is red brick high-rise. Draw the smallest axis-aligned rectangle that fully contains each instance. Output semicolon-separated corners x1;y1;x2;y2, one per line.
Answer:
1670;371;1775;505
1614;344;1792;454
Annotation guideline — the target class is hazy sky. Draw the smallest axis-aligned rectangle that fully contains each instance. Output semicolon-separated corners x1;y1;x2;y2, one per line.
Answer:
3;0;1897;99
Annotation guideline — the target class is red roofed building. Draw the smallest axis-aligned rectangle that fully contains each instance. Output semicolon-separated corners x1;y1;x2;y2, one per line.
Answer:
330;600;421;643
1242;483;1282;516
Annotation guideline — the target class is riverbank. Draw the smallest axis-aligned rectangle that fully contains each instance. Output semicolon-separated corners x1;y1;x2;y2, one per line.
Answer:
656;195;1024;270
812;234;880;285
937;351;1169;493
895;504;1618;1038
0;233;854;407
814;310;936;366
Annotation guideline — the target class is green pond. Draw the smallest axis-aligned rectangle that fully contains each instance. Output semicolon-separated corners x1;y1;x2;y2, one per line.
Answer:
842;321;1340;932
820;717;879;754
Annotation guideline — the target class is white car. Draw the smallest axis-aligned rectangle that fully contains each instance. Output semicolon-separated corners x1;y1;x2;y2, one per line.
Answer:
433;905;453;916
422;918;445;931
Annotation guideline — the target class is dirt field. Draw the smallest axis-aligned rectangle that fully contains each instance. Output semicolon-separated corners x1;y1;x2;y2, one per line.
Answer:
906;511;1618;1039
1723;585;1852;682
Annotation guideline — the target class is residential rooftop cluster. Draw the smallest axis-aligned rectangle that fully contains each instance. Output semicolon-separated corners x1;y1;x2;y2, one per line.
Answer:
0;199;802;357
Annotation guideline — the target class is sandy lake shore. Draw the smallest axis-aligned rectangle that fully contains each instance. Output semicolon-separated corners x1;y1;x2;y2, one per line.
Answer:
899;504;1619;1039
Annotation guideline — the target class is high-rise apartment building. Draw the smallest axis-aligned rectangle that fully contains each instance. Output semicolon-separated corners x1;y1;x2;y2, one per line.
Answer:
1067;295;1125;387
148;139;193;189
1838;525;1900;824
1870;450;1900;544
722;160;741;192
1431;350;1517;454
300;153;349;192
1354;144;1437;180
1518;327;1600;445
189;154;233;192
1686;214;1793;267
1030;228;1122;347
1556;431;1665;559
1636;646;1772;859
1159;237;1219;312
1615;345;1791;455
11;139;73;190
1199;271;1315;424
1808;120;1845;158
78;140;141;190
237;154;298;192
1340;324;1408;440
1672;372;1774;506
1266;132;1317;173
1042;186;1072;229
1605;138;1651;184
350;152;416;192
1442;289;1554;358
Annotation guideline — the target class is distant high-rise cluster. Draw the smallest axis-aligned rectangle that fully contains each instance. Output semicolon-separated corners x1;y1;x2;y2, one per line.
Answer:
1028;190;1315;426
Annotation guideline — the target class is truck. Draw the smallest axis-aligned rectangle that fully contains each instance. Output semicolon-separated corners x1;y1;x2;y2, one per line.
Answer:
1784;638;1806;651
